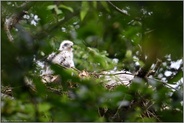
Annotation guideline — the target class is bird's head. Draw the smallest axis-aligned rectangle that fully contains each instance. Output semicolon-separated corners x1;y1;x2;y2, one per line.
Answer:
59;40;73;51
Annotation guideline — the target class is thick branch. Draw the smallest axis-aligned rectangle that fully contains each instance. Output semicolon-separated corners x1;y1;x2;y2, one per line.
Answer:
4;1;35;42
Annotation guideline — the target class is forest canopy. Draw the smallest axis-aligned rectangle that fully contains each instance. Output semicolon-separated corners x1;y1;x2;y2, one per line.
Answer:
1;1;183;122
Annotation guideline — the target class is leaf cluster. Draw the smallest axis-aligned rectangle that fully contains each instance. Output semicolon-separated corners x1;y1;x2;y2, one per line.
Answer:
1;1;183;122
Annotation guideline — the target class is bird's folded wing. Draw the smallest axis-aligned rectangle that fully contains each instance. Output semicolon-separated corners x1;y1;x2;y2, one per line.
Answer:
47;52;57;61
100;70;134;86
48;52;65;65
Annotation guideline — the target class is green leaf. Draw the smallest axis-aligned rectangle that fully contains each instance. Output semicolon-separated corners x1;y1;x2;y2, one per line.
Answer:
47;4;62;15
80;1;89;21
55;7;62;15
87;47;114;70
125;50;132;58
100;1;110;12
38;103;51;112
168;69;183;84
47;5;56;10
59;4;74;13
93;1;97;8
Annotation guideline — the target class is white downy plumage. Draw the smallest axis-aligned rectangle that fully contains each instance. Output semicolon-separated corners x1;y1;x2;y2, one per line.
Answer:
100;70;134;88
47;40;74;68
40;40;75;83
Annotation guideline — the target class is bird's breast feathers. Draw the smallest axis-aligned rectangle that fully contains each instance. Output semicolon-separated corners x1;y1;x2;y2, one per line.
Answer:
51;50;74;68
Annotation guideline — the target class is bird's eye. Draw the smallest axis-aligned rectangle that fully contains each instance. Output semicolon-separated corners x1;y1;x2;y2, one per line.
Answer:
63;43;68;47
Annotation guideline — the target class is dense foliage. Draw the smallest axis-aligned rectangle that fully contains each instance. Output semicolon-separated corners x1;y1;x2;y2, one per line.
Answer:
1;1;183;122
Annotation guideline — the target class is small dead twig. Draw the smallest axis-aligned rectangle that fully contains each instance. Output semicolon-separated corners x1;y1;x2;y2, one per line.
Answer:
108;1;130;16
97;72;134;76
144;58;162;78
147;110;161;122
46;86;63;95
147;77;178;91
152;58;162;76
88;70;135;79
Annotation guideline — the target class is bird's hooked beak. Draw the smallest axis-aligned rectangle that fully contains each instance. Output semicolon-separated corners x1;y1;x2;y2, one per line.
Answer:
70;45;73;51
66;43;73;51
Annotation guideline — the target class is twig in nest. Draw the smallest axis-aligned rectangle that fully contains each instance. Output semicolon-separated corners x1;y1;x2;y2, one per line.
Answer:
79;70;90;78
46;86;63;95
147;110;161;121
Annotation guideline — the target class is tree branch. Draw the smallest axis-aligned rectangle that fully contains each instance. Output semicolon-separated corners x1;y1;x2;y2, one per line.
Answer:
148;77;178;91
145;59;162;78
4;1;35;42
108;1;130;16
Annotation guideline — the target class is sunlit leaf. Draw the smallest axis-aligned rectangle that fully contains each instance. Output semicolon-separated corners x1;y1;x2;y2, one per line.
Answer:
55;7;62;15
59;4;74;13
47;5;56;10
100;1;110;12
47;4;62;15
38;103;51;112
80;1;89;21
168;69;183;84
125;50;132;58
93;1;97;8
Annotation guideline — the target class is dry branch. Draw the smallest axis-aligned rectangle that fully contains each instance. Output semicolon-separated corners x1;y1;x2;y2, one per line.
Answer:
108;1;130;16
4;1;35;42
